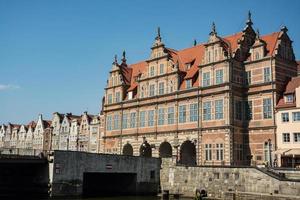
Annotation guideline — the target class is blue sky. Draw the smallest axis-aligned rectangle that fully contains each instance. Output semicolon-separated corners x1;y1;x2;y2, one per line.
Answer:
0;0;300;124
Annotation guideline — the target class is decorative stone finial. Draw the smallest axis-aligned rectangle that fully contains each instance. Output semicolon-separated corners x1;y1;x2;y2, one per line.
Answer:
210;22;217;36
113;54;118;65
246;10;253;26
281;25;288;33
256;29;260;39
121;50;126;63
155;26;161;41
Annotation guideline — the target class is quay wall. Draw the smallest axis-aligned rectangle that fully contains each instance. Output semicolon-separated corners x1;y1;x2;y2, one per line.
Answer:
160;158;300;200
49;151;161;197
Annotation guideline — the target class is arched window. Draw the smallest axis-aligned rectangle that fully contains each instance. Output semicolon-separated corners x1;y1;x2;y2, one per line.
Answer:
122;143;133;156
179;140;196;166
159;142;172;158
140;141;152;157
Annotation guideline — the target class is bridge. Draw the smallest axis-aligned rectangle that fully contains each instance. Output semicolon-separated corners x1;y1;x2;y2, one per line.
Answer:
0;148;161;198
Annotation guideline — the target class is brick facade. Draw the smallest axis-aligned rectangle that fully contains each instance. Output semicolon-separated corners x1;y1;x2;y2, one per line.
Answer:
101;13;298;166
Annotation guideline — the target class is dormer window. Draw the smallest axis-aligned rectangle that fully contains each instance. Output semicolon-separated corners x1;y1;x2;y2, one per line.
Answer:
185;63;191;70
285;94;294;103
186;79;192;89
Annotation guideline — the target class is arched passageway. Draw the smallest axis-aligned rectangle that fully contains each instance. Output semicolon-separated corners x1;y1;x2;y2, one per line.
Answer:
159;141;172;158
139;141;152;157
122;143;133;156
179;140;196;165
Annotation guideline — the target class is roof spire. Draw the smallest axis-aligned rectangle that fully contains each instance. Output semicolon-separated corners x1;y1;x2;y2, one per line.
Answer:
155;26;161;41
246;10;253;26
194;39;197;46
121;50;126;63
281;25;288;33
256;29;260;39
113;54;118;65
210;22;217;36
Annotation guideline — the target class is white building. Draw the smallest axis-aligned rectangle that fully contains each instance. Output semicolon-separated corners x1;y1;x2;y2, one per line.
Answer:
276;76;300;167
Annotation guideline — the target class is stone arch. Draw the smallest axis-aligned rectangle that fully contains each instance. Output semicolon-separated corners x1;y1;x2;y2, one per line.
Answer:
179;140;196;165
122;143;133;156
159;141;172;158
139;141;152;157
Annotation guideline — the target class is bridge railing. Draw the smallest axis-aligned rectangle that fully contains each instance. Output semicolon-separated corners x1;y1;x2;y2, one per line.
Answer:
0;148;52;157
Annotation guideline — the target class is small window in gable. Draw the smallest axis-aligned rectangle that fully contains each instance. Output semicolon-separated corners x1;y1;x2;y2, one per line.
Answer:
186;79;192;89
285;94;294;103
150;66;155;77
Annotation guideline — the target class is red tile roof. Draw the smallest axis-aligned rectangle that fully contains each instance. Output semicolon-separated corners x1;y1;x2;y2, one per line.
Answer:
260;32;280;56
119;31;281;96
277;76;300;108
43;120;52;129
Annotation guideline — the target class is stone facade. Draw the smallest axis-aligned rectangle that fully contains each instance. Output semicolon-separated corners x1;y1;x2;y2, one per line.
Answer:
101;13;298;166
160;158;300;199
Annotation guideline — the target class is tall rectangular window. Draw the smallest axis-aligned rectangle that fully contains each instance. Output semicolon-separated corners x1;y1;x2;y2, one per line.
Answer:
245;71;251;85
168;107;174;124
202;72;211;87
186;79;192;89
158;82;164;95
150;66;155;77
215;69;224;84
245;101;253;120
130;112;136;128
203;102;211;120
159;63;164;74
216;143;224;161
115;92;121;103
283;133;290;143
148;110;155;126
282;113;289;122
149;84;155;97
113;114;119;130
215;100;223;119
108;94;112;104
264;67;271;82
158;108;165;125
235;101;242;120
179;105;186;123
122;113;128;129
139;111;146;127
106;115;112;131
190;103;198;122
294;133;300;142
205;144;212;160
293;112;300;121
263;98;272;119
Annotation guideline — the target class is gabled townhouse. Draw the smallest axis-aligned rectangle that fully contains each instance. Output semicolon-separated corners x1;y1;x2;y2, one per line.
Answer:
51;112;64;150
10;124;21;149
59;113;81;150
32;114;51;151
79;112;94;152
25;121;36;149
89;115;101;153
69;115;81;151
0;124;6;148
276;76;300;167
17;124;28;149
